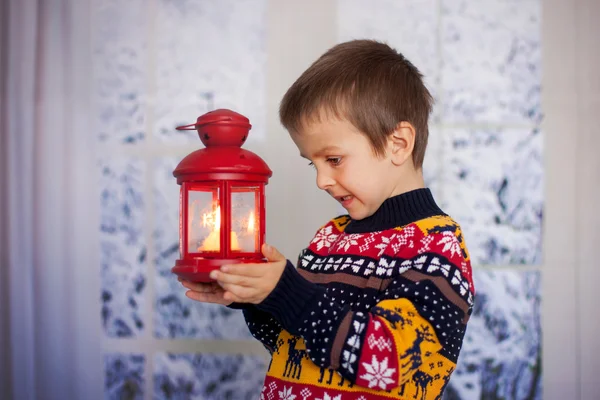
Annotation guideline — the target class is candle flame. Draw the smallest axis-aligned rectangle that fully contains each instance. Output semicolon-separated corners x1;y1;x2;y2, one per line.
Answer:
247;211;255;233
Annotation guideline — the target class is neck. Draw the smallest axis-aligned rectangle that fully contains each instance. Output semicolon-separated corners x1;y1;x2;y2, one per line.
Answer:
389;167;425;198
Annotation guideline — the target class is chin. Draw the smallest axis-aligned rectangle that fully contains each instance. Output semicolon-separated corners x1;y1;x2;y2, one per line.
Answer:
348;209;370;221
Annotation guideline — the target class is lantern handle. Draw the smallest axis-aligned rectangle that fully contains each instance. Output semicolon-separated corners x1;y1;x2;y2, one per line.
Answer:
176;117;232;130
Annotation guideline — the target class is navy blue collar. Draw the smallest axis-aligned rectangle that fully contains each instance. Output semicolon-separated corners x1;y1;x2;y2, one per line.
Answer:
345;188;445;233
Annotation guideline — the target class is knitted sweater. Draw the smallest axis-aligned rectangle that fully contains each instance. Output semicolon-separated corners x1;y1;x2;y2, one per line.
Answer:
243;189;474;400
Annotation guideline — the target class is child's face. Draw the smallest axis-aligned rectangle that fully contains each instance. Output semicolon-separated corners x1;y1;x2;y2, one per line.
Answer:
291;116;406;220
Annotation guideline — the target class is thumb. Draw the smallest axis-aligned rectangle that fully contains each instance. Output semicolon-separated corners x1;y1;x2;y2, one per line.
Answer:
262;243;285;262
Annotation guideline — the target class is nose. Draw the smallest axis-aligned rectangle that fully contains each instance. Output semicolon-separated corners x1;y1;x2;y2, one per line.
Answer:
316;169;335;190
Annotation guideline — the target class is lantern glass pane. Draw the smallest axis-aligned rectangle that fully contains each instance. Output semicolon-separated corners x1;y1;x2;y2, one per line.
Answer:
230;186;260;253
187;186;220;253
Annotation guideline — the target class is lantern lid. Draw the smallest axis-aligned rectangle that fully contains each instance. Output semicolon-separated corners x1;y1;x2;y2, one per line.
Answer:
176;109;252;147
173;109;272;183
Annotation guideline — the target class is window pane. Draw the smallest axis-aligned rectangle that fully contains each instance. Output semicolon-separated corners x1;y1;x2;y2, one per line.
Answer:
105;353;145;400
230;186;260;253
100;157;146;338
187;186;220;253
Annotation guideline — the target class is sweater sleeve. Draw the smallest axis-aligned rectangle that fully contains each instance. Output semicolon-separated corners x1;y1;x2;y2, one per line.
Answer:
240;306;284;354
227;302;284;354
256;232;474;392
229;249;312;353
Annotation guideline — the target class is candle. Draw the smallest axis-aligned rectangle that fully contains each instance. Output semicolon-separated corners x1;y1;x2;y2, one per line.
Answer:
198;205;240;252
200;230;240;252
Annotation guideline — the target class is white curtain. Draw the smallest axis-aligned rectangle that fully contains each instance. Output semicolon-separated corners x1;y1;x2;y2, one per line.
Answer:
1;0;103;398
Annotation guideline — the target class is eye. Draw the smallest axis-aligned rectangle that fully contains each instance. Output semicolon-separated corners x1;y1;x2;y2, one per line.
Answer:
327;157;342;166
308;162;315;169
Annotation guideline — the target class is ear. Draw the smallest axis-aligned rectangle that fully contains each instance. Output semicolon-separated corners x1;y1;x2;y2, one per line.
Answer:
388;121;416;166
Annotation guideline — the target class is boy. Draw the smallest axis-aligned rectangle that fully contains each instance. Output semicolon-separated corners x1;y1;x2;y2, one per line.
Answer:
180;39;474;400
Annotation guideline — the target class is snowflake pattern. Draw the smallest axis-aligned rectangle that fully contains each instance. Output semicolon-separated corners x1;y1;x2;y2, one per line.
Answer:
451;269;469;296
324;257;344;272
358;233;377;252
300;254;314;268
426;257;452;277
278;386;296;400
346;320;365;351
399;259;413;274
341;350;357;374
367;334;393;352
364;261;376;276
374;233;396;256
359;355;396;390
300;388;312;400
375;257;396;277
412;255;428;270
267;381;278;400
342;318;367;375
418;235;435;254
311;225;339;251
437;231;463;259
391;225;416;253
335;233;360;251
340;257;364;273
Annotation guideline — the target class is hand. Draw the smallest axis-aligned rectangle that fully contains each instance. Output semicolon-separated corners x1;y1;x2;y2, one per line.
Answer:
179;278;233;306
210;243;287;304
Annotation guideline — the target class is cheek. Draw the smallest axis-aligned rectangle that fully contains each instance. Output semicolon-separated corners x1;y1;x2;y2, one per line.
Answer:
346;159;390;192
339;162;369;189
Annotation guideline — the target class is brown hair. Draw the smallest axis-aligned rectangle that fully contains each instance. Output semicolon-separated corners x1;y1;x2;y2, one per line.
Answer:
279;39;433;168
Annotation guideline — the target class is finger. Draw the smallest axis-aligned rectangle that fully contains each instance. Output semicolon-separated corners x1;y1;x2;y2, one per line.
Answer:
185;290;230;305
221;285;257;302
213;272;259;290
262;243;286;262
218;263;266;278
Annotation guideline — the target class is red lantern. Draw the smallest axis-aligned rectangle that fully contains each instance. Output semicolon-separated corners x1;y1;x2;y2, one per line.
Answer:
171;109;272;282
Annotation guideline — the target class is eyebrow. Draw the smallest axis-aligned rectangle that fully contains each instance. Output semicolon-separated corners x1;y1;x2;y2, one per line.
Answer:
300;145;342;159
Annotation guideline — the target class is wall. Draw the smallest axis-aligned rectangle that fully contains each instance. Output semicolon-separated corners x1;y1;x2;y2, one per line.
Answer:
543;0;600;399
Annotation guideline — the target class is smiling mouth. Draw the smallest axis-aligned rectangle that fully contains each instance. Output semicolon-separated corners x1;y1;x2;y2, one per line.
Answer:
337;195;353;202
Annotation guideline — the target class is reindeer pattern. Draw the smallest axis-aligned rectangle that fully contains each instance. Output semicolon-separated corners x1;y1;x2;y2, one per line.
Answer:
283;337;309;380
392;322;454;400
318;366;353;388
267;338;285;372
